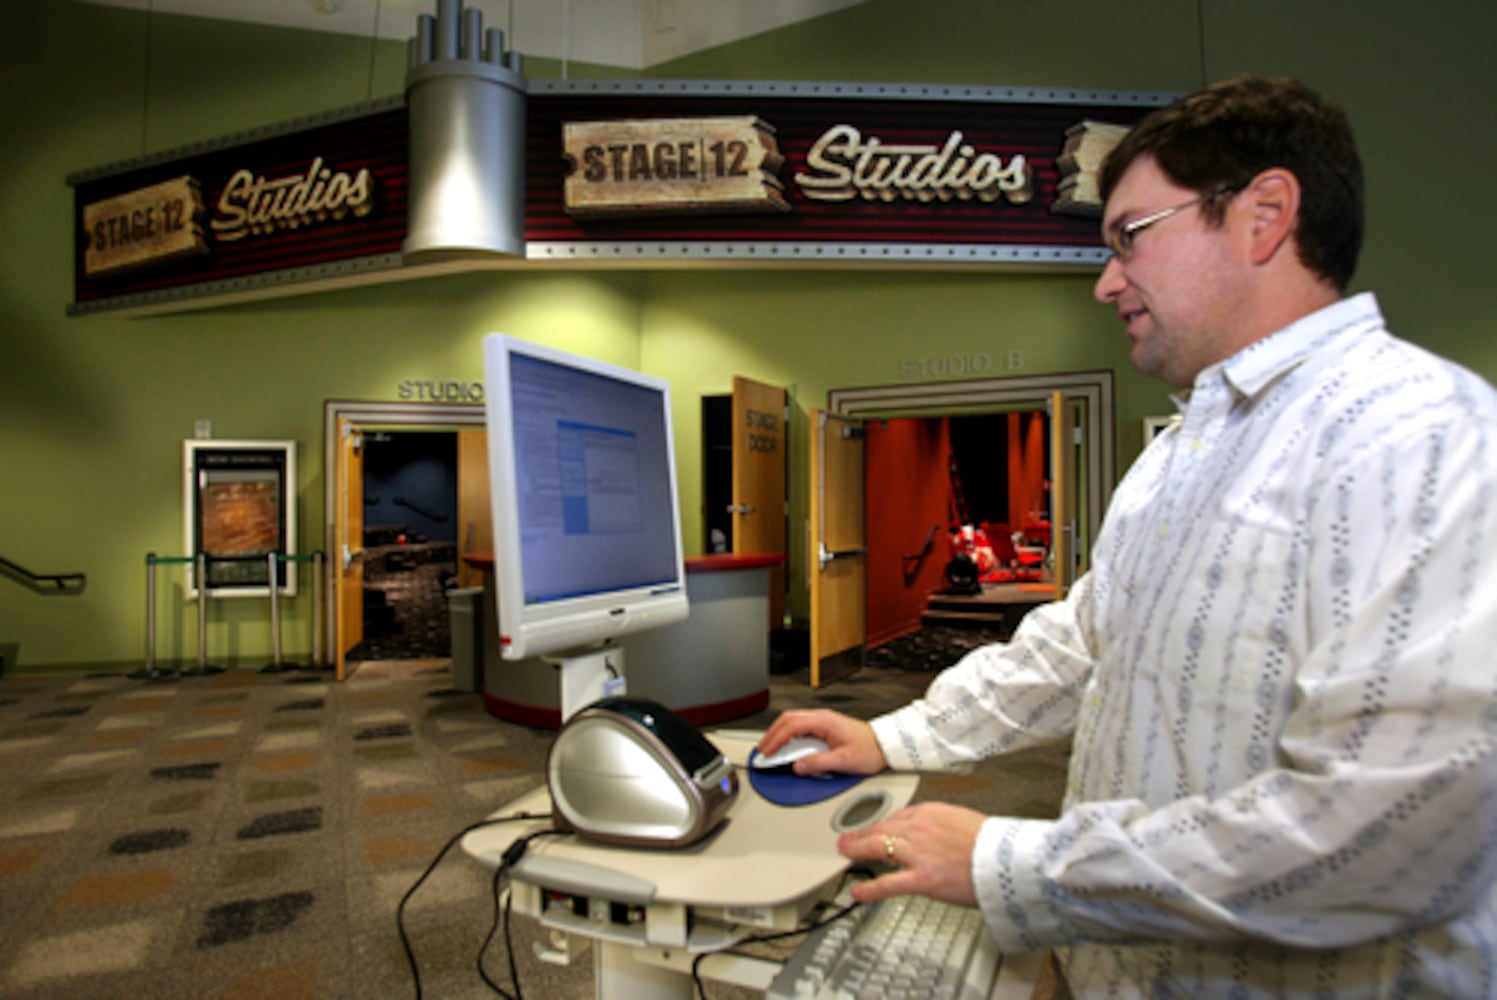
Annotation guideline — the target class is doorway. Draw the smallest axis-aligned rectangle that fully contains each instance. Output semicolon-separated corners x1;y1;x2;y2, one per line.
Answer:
808;370;1115;686
701;376;790;632
322;400;486;679
864;411;1053;649
348;430;460;662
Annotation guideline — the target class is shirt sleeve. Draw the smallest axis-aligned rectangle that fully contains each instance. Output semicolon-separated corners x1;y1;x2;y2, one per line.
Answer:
870;572;1097;774
968;410;1497;953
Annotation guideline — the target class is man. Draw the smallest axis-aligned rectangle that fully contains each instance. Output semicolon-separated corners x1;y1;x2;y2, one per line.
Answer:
761;76;1497;996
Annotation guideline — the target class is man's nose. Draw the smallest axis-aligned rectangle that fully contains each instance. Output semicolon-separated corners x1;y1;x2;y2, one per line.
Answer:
1093;254;1124;303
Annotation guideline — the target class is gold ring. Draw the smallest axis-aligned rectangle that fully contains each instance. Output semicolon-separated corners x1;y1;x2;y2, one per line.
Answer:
884;834;897;861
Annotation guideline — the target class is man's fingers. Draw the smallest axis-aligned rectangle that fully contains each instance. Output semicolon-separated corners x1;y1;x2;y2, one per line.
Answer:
849;868;918;904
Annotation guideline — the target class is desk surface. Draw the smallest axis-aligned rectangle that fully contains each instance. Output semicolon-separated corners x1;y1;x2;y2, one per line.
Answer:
462;732;917;910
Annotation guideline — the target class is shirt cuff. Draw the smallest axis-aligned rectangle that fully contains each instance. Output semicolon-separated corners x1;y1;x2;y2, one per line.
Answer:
869;706;943;771
973;815;1063;953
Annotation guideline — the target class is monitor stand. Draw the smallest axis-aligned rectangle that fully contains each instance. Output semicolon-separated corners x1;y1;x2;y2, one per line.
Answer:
550;644;627;721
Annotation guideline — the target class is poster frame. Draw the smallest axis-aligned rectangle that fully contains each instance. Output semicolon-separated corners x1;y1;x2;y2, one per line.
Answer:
182;439;297;598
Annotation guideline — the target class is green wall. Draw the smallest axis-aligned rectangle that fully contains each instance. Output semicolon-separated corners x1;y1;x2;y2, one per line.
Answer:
3;0;1494;668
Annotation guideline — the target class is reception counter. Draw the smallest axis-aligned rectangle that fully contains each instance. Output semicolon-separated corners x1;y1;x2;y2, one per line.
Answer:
462;552;782;729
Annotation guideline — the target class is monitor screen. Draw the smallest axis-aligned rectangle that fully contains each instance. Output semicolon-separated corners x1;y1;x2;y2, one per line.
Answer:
482;334;688;660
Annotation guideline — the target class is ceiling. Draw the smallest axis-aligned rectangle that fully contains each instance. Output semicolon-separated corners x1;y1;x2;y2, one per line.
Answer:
82;0;865;71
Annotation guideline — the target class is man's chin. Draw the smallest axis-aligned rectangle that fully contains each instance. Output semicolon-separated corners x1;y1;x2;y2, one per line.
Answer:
1128;343;1160;378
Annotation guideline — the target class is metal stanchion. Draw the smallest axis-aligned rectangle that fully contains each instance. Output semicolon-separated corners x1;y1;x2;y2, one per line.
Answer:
313;551;326;669
129;552;180;682
259;552;333;675
178;553;225;676
297;552;334;672
261;552;294;673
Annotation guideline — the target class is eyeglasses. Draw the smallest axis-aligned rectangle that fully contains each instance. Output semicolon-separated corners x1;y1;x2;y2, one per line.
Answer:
1103;183;1243;262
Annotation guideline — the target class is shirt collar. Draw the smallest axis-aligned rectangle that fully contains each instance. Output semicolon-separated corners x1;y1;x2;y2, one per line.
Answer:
1179;292;1384;408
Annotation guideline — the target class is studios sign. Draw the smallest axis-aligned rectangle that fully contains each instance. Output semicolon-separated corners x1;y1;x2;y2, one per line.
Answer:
72;61;1159;315
397;379;484;403
80;155;377;278
560;116;1117;219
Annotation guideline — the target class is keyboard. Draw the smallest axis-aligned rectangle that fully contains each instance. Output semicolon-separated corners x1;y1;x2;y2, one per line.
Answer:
765;893;1002;1000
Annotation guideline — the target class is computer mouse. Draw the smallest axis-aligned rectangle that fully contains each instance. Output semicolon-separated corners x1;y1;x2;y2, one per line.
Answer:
752;735;830;769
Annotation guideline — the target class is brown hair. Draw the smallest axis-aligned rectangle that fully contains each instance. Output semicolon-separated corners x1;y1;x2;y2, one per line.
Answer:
1101;76;1363;291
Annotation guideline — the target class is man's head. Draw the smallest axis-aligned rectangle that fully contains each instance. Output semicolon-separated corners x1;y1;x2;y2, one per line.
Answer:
1101;75;1364;292
1093;77;1364;387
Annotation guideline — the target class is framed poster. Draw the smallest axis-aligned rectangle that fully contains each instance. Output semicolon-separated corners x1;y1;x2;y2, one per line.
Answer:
183;440;296;597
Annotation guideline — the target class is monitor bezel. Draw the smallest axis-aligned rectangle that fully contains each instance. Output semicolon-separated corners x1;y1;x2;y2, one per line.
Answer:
482;334;689;661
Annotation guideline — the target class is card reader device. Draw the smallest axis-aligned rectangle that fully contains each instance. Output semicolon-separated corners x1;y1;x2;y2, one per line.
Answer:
546;696;739;849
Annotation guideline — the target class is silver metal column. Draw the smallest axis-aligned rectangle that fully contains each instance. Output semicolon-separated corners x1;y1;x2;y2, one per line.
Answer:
403;0;527;258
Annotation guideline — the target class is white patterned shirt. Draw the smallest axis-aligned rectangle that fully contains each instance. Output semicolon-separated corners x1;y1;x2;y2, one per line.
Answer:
872;294;1497;997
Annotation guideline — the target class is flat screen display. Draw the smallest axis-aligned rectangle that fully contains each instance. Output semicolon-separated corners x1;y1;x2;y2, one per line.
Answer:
510;352;680;602
484;335;688;659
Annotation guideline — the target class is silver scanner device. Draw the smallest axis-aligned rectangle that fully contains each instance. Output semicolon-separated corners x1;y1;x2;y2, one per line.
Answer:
546;696;739;849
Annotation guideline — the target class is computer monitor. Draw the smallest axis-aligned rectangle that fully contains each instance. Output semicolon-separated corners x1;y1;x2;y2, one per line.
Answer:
481;334;689;663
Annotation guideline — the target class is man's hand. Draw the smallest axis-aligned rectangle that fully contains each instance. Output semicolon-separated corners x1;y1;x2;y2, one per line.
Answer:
757;709;888;776
838;802;986;908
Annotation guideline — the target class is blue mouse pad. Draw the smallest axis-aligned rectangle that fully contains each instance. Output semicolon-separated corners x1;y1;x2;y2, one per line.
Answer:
747;749;866;806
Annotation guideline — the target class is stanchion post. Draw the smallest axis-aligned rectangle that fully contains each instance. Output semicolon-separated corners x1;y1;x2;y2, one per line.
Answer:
306;551;332;672
129;552;179;682
146;553;157;672
313;551;324;668
280;552;331;673
179;553;225;676
261;552;292;673
197;553;208;670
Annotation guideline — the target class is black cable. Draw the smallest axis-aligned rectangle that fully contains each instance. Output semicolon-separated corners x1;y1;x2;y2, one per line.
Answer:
689;899;863;999
476;829;565;1000
476;857;518;999
397;813;543;1000
503;873;523;995
688;869;877;999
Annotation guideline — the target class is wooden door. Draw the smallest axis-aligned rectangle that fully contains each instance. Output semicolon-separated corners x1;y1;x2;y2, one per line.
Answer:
456;429;491;590
809;409;865;687
731;376;788;627
334;418;364;680
1048;391;1087;598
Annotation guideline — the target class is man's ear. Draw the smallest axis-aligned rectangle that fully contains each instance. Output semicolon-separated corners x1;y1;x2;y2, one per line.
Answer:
1242;168;1300;266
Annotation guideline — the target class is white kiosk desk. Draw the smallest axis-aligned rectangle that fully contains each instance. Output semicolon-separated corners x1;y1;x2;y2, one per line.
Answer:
462;731;913;998
461;732;1042;999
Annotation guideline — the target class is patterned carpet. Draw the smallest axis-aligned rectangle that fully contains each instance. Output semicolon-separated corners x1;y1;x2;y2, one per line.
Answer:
347;542;458;663
866;624;1012;672
0;654;1069;999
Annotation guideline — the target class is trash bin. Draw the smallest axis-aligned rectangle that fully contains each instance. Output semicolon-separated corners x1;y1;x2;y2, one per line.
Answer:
447;587;484;692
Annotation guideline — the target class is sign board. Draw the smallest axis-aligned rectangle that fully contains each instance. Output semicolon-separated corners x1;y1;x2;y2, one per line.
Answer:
562;115;788;217
70;103;408;313
82;175;207;276
69;83;1166;314
183;440;297;598
522;84;1161;264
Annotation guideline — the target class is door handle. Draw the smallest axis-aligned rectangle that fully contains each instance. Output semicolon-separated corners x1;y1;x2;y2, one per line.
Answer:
818;542;867;571
341;544;365;571
726;504;758;515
